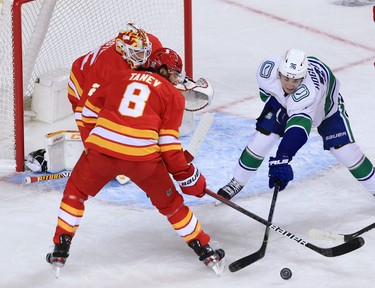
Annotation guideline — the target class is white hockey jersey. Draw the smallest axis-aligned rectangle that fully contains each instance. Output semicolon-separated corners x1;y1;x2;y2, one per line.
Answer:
256;56;341;128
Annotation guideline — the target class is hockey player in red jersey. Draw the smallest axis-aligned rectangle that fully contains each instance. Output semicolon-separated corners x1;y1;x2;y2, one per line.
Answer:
68;23;162;141
46;48;225;276
24;23;213;174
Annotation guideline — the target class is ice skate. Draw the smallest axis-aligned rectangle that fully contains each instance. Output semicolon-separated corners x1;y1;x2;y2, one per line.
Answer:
46;234;72;278
216;177;244;205
188;240;225;276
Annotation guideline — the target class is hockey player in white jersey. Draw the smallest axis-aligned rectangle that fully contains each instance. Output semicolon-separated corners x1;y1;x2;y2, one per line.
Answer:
218;48;375;199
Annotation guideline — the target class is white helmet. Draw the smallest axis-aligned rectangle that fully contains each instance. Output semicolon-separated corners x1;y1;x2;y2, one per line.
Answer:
115;23;152;68
278;48;308;79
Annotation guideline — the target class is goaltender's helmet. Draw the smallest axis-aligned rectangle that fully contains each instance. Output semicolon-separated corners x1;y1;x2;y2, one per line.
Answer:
115;23;152;68
147;47;183;74
278;48;308;79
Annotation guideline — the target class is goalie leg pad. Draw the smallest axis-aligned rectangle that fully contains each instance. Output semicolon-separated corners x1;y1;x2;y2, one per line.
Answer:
45;130;84;173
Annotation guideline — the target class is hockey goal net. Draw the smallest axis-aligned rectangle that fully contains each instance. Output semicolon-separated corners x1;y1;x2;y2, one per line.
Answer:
0;0;192;171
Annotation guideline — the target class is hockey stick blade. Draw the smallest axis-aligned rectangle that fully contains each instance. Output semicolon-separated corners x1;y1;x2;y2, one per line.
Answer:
309;222;375;242
229;252;265;272
205;189;365;265
229;236;365;272
229;185;280;272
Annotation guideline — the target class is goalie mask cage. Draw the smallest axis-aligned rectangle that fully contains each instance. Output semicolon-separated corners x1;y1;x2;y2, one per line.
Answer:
0;0;193;171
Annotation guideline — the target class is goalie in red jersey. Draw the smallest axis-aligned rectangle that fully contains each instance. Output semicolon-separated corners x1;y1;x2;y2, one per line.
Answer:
46;48;225;276
68;22;162;141
25;23;162;174
25;23;213;174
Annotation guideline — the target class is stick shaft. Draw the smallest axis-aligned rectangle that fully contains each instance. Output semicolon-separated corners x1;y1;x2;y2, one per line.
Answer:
185;112;214;162
205;188;365;257
24;171;72;184
229;185;279;272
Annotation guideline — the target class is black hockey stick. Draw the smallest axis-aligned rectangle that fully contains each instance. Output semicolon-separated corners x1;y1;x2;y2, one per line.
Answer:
309;222;375;242
229;184;279;272
205;189;365;263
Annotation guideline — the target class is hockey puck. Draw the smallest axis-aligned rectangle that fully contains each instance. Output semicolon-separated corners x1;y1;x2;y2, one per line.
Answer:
280;267;292;280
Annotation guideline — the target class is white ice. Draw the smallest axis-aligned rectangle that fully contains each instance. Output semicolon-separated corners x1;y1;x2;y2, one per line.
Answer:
1;0;375;287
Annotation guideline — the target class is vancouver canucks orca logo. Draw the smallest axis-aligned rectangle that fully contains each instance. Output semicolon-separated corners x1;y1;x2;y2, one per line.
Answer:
291;84;309;102
259;61;275;79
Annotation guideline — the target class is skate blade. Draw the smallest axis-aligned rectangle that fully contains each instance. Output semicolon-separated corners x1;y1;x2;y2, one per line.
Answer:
50;261;65;279
50;265;61;279
214;200;223;206
209;259;226;276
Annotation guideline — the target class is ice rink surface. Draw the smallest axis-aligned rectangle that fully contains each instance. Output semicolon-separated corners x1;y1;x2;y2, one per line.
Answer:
1;0;375;287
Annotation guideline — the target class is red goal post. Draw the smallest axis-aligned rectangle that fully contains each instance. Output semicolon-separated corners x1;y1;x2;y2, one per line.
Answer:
0;0;193;171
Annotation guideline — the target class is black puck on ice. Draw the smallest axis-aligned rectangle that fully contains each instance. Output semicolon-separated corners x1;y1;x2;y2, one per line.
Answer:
280;267;292;280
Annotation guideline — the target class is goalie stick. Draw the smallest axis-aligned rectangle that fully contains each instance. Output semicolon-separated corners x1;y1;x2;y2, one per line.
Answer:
24;171;131;185
229;184;280;272
308;222;375;242
184;112;214;163
204;188;365;266
24;113;214;184
24;171;72;184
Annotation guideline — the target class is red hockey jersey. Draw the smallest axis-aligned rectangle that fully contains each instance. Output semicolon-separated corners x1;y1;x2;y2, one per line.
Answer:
84;70;189;175
67;33;162;140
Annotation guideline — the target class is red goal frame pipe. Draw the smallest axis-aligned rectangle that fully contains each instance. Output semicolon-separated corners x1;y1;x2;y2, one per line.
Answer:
13;0;34;172
184;0;193;78
12;0;193;171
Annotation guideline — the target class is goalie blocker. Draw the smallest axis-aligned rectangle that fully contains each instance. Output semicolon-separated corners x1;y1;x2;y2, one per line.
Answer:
25;130;83;173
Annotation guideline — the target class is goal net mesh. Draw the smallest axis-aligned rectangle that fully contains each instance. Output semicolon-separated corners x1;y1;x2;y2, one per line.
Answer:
0;0;189;170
